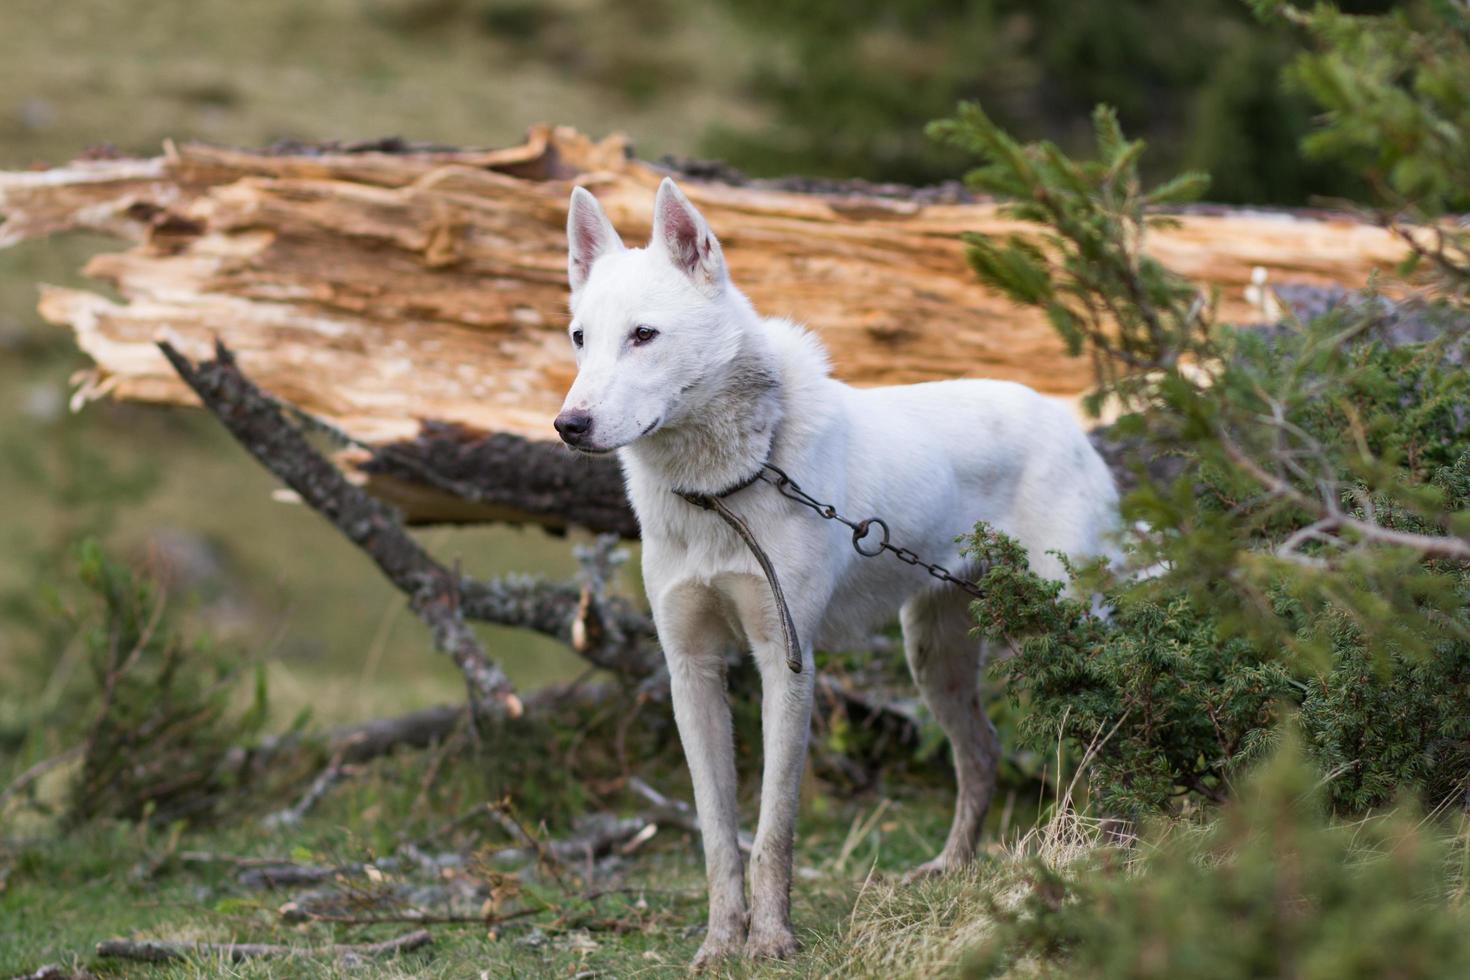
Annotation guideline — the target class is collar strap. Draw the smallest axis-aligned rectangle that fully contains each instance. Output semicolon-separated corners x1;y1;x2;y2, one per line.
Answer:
670;475;803;675
672;460;770;505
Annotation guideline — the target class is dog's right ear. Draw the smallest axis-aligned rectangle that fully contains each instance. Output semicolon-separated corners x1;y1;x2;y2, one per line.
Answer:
567;186;623;297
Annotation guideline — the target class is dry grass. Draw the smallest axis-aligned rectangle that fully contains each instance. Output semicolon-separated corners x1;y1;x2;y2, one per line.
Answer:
775;746;1130;979
796;863;1015;978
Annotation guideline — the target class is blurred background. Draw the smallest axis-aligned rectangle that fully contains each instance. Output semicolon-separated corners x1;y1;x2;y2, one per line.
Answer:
0;0;1396;730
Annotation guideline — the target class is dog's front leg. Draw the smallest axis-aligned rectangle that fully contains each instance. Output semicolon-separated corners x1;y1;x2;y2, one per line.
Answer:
664;631;747;969
745;637;815;959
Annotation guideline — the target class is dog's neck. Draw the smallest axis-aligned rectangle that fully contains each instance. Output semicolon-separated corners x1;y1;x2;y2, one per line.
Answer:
623;325;783;496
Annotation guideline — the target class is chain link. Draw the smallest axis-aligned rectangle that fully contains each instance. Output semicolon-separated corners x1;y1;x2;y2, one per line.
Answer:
756;463;987;599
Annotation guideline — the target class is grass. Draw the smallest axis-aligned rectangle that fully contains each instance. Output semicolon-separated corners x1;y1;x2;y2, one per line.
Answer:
0;537;1028;978
11;711;1468;979
0;0;761;170
0;713;1021;979
0;814;1022;979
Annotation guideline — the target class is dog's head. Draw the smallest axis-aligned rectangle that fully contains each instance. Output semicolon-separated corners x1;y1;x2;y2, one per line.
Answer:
554;178;748;453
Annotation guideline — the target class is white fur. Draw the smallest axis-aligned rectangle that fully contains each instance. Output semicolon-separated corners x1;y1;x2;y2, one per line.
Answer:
559;178;1119;967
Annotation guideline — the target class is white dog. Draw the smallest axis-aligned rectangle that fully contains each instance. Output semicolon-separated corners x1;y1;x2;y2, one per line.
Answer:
555;178;1118;967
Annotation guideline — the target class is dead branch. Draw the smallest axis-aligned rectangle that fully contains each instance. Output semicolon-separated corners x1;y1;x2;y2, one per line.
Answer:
239;859;415;891
0;746;83;811
94;929;431;963
9;967;97;980
362;422;637;535
234;861;359;889
283;906;540;927
159;339;660;691
530;813;661;865
216;845;454;890
223;702;468;784
816;675;922;733
159;338;522;718
626;777;754;854
1221;432;1470;563
295;703;470;765
458;573;659;679
260;749;353;828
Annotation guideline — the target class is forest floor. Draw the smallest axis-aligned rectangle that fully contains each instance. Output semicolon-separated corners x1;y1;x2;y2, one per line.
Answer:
1;702;1039;979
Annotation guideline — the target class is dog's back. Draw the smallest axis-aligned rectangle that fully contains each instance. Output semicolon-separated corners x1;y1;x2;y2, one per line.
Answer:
796;372;1118;644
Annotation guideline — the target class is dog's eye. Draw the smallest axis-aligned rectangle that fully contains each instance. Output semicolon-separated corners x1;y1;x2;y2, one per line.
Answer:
571;329;584;348
631;325;659;346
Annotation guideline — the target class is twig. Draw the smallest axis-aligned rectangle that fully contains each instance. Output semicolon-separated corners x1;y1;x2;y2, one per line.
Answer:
8;967;97;980
625;777;689;818
0;745;83;810
625;777;754;853
231;702;469;776
235;861;352;889
261;748;352;828
1220;432;1470;562
177;851;297;869
95;929;431;962
490;801;571;889
288;905;541;927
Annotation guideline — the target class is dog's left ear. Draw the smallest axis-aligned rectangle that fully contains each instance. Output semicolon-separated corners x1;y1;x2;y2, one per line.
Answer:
651;177;727;293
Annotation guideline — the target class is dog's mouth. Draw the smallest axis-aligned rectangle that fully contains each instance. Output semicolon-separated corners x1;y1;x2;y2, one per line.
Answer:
562;417;663;456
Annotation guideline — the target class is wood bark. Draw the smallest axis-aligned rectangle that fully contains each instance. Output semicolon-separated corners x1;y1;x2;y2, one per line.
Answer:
0;126;1409;526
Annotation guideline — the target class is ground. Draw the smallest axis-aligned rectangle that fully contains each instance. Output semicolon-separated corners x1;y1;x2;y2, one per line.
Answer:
0;736;1020;978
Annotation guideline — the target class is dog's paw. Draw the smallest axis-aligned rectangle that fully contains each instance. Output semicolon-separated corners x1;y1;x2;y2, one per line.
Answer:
690;932;745;973
744;925;800;961
901;852;972;884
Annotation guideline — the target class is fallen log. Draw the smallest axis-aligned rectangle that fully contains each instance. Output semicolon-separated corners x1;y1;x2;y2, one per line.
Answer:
0;126;1409;527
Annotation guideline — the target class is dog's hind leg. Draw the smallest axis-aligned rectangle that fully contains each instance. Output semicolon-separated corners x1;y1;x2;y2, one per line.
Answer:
900;586;1000;878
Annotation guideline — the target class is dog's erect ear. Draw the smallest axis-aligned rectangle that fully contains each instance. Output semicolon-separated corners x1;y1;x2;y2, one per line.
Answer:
651;177;726;293
567;186;624;296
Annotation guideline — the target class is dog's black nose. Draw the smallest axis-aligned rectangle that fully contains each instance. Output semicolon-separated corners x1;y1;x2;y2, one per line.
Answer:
554;409;594;445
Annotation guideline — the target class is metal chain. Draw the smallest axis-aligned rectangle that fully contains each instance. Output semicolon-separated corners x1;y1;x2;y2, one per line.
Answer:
755;463;988;599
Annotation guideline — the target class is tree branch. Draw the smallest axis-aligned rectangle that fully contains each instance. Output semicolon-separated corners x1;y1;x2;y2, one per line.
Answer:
1220;432;1470;562
95;930;431;963
362;422;637;536
159;339;664;692
158;339;522;718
